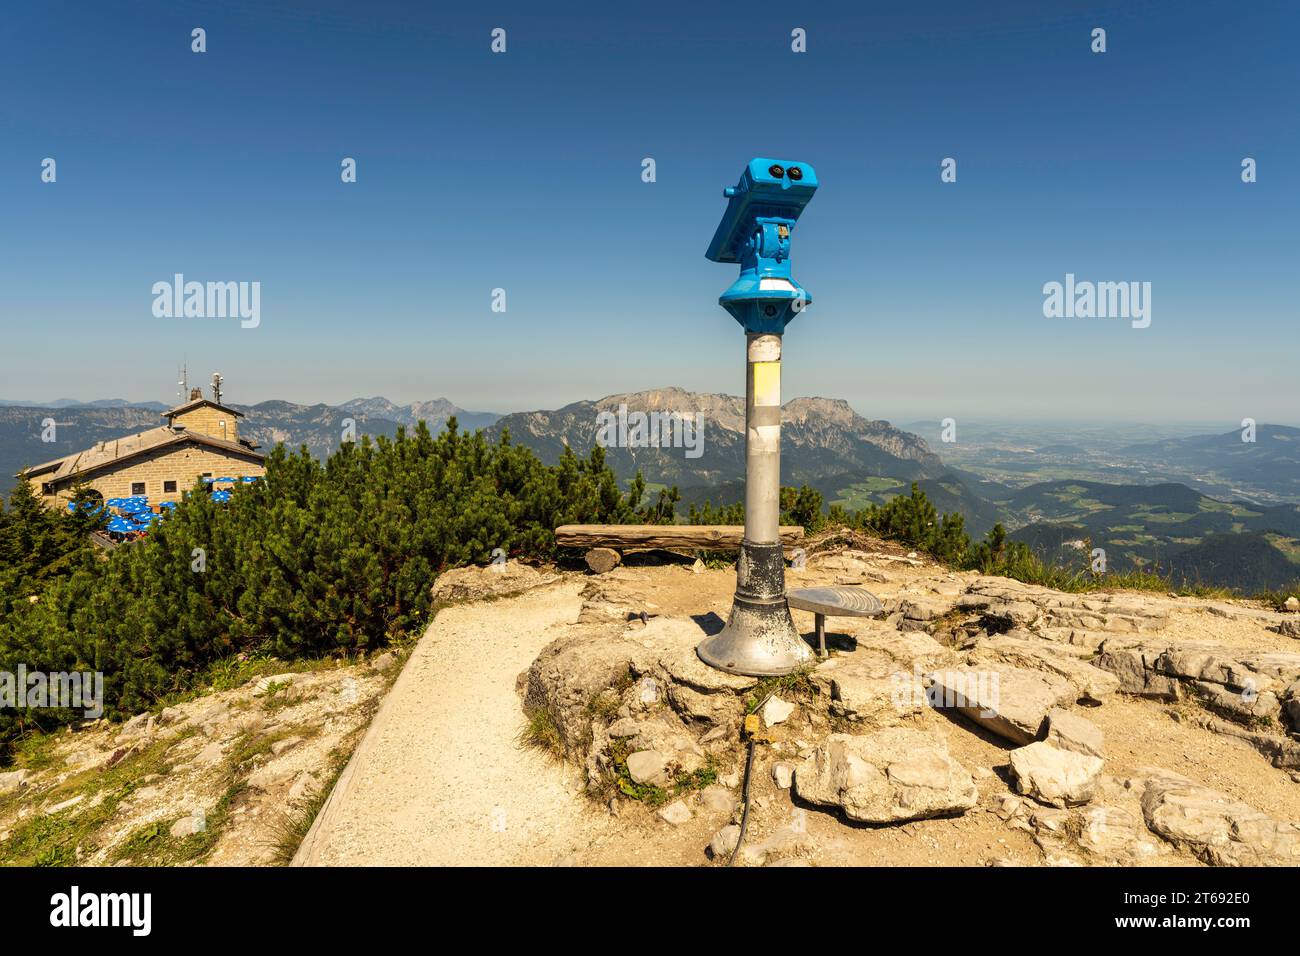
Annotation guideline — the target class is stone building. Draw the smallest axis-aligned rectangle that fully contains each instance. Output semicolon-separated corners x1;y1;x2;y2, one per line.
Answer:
21;388;266;508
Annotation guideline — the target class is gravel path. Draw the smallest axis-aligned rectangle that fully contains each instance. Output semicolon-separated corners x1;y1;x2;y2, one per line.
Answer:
293;579;608;866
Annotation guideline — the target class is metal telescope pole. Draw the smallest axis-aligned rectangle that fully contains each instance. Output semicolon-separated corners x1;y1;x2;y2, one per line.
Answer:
696;159;817;677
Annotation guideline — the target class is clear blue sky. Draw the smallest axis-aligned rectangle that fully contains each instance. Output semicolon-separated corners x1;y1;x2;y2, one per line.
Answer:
2;0;1296;425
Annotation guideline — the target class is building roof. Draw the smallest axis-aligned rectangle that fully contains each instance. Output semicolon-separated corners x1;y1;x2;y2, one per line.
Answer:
164;397;245;419
20;426;264;484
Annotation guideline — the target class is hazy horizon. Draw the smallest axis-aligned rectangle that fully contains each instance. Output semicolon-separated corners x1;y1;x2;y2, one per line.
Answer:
0;386;1290;437
3;1;1296;423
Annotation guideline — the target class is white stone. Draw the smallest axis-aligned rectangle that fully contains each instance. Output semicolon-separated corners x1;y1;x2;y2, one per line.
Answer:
0;769;28;795
698;785;735;813
762;695;795;727
170;813;205;838
45;795;84;815
771;761;795;789
709;824;741;858
626;750;670;788
794;728;977;823
1045;708;1105;759
658;800;692;825
1009;741;1103;808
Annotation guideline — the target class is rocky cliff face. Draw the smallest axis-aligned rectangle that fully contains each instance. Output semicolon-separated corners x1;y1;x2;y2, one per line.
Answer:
486;387;944;489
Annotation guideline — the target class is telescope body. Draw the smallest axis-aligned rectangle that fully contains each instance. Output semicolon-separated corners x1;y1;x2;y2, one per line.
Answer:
697;159;818;677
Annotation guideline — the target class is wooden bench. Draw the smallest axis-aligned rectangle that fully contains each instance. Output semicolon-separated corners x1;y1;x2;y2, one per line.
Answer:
554;524;805;573
786;585;884;659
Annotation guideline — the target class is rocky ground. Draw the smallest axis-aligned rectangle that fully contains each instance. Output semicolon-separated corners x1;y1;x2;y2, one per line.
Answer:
5;545;1297;867
0;654;400;866
521;543;1300;867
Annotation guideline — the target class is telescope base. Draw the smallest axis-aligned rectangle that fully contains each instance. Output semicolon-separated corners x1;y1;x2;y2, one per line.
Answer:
697;541;811;677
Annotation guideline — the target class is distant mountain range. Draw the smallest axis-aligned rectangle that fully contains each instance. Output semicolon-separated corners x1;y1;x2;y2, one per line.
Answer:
0;398;171;411
2;392;1297;592
484;386;943;489
0;397;498;486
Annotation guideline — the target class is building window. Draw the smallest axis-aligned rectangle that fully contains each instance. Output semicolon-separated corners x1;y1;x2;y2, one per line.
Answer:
41;483;54;495
131;482;146;496
164;480;177;493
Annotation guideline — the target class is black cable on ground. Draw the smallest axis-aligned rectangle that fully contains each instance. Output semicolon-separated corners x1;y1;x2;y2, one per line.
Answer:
728;685;774;868
728;737;757;867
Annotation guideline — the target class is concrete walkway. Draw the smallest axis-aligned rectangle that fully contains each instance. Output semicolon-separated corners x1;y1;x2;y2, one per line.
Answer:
293;579;608;866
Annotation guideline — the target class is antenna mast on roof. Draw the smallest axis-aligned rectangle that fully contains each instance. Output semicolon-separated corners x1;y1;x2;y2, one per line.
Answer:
211;372;223;405
177;364;188;404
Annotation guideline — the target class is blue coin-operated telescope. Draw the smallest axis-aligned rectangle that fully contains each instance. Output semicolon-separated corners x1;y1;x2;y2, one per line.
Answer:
697;159;819;678
705;158;818;335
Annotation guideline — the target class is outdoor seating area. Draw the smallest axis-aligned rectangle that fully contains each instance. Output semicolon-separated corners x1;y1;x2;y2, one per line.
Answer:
71;476;261;541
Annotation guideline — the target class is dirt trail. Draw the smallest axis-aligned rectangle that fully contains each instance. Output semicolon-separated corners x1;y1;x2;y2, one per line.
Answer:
293;579;609;866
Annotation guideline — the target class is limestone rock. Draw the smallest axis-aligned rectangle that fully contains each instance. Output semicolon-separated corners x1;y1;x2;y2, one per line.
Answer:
1045;708;1104;759
115;711;156;743
0;769;28;795
288;771;319;803
708;824;741;859
959;577;1169;634
794;728;977;823
252;673;298;695
929;666;1075;744
1094;644;1181;700
1009;741;1103;808
969;633;1119;702
170;813;205;838
739;824;816;865
811;653;920;727
808;632;951;728
657;800;692;825
608;717;705;776
1180;710;1300;769
429;560;559;605
771;761;795;789
46;795;84;815
625;750;671;788
1077;801;1165;863
1021;776;1172;865
761;696;795;727
698;785;736;813
1189;681;1281;725
1138;768;1300;866
195;741;226;768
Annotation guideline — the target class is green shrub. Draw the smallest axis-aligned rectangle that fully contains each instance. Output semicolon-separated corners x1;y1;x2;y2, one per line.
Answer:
0;421;657;748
